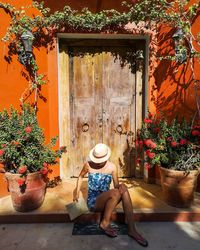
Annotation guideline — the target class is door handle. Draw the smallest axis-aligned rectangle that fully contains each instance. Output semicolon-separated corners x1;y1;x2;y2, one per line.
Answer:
82;123;89;132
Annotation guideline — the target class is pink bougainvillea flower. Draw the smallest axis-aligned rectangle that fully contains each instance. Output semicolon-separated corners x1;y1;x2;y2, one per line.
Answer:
18;166;27;174
171;141;177;147
40;167;48;175
180;139;187;146
0;149;4;156
17;178;26;186
25;126;32;133
144;162;151;169
144;118;153;124
191;130;200;136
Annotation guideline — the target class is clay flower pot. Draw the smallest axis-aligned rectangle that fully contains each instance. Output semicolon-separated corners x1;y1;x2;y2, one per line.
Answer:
159;167;200;208
5;172;46;212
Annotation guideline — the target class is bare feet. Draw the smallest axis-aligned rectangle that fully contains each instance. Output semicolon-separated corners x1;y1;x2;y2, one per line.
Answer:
99;222;118;237
128;229;148;247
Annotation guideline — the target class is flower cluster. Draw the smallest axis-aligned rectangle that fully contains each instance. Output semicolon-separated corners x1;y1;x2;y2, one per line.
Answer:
136;112;200;171
0;105;67;191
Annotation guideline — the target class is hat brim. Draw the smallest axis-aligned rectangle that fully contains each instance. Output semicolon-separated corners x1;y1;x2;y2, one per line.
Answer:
89;146;111;164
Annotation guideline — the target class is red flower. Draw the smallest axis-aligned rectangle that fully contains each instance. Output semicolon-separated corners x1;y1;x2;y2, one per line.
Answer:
139;140;143;147
148;113;153;119
144;118;153;124
43;162;48;168
192;130;200;136
167;137;172;142
192;125;200;129
0;150;4;156
17;178;26;186
148;152;155;159
1;144;6;148
40;167;48;175
13;141;20;146
144;139;156;149
171;141;177;147
18;166;27;174
145;149;151;155
144;162;151;169
135;140;139;147
25;126;32;133
180;139;187;146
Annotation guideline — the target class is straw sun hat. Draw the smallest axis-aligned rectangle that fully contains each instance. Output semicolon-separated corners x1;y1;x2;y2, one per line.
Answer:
89;143;111;164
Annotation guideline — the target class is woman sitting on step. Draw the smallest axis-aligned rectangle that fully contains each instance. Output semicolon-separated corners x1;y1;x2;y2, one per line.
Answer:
73;143;148;247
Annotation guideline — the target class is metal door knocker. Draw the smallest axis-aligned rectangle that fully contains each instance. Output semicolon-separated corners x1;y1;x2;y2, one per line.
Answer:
82;123;89;132
115;124;123;134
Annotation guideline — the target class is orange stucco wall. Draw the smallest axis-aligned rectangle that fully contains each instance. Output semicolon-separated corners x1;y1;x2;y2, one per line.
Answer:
0;0;199;197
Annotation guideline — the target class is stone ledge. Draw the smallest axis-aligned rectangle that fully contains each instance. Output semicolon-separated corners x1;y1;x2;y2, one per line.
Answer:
1;210;200;223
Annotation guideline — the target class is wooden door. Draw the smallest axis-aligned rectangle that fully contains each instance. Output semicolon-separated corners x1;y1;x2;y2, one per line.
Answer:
68;40;144;177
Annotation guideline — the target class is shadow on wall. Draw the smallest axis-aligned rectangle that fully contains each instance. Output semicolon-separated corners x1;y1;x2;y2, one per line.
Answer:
153;25;200;122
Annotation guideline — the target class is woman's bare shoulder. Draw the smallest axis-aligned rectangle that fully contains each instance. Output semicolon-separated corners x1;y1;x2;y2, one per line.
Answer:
107;161;117;173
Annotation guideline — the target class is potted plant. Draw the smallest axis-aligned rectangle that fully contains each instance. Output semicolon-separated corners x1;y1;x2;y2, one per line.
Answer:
0;105;67;212
136;112;200;208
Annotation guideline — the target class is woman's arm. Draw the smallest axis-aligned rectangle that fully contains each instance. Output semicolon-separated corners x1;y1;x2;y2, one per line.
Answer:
112;164;120;189
112;164;127;194
73;163;89;202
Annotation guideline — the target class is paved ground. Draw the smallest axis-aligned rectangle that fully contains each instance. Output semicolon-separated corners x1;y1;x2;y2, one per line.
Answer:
0;222;200;250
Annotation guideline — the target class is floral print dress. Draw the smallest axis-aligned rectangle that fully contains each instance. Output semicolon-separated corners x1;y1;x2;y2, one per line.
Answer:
87;172;112;210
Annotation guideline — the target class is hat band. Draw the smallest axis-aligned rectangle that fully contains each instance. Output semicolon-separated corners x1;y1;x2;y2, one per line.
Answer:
93;152;108;159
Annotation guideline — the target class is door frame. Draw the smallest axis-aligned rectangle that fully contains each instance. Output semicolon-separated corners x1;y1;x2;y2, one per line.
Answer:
57;33;149;179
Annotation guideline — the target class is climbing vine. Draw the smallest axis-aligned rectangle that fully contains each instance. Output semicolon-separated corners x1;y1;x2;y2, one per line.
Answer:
0;0;199;114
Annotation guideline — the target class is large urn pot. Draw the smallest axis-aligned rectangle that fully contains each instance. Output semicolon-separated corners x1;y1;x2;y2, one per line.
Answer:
159;167;199;208
5;172;46;212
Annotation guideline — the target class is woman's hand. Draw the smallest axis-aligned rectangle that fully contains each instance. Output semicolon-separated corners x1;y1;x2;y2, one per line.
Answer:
73;188;79;202
118;184;127;194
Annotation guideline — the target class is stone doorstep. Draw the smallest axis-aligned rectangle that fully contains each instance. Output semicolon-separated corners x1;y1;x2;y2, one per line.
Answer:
1;210;200;224
1;178;200;223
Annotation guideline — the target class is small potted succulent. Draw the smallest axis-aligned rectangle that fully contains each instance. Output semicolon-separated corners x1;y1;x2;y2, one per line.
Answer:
136;112;200;207
0;104;67;212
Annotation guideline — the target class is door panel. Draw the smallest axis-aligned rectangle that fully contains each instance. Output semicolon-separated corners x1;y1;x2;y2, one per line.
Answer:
102;47;136;177
68;42;144;177
69;47;102;176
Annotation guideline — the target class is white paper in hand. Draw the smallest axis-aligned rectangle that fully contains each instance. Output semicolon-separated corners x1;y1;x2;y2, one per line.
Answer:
66;197;89;221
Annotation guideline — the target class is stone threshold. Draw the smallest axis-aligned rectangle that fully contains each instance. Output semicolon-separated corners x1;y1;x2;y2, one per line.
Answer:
1;178;200;223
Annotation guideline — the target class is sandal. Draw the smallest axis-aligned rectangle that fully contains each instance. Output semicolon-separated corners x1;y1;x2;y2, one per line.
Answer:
99;225;118;238
128;233;148;247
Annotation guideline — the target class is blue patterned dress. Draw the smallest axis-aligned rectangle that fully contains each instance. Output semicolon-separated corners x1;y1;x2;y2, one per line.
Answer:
87;172;112;210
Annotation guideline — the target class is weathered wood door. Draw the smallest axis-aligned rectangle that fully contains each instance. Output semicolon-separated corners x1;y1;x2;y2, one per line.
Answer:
67;40;144;177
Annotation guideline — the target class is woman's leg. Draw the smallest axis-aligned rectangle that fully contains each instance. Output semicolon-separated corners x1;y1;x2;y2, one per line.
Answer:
94;189;122;229
119;184;148;247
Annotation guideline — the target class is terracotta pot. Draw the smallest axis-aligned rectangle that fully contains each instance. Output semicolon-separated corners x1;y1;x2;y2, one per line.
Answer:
5;172;46;212
159;167;199;208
